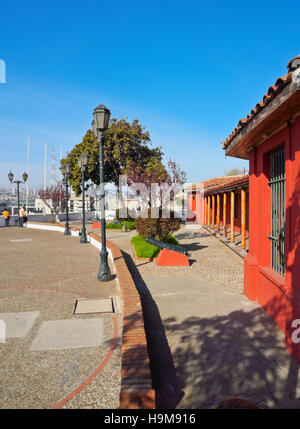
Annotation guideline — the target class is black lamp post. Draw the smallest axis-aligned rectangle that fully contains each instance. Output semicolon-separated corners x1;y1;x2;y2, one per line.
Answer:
8;171;28;226
78;152;89;243
92;104;112;282
60;163;71;235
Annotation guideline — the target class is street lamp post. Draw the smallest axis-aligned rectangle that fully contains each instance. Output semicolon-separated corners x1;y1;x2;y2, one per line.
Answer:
60;163;71;235
8;171;28;226
92;104;112;282
78;152;89;243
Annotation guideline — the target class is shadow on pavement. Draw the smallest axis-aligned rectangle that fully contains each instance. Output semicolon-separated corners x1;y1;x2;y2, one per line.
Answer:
175;231;210;240
181;243;208;252
121;250;184;409
162;295;300;409
120;247;300;409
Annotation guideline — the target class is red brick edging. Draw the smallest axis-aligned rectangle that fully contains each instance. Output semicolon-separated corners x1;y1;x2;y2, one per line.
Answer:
89;232;155;409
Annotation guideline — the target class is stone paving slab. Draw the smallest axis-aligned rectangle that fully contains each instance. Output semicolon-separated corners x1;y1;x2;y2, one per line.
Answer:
0;311;40;338
30;318;104;351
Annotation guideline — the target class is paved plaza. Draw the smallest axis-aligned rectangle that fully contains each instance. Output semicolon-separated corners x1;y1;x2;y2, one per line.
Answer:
0;227;122;409
2;223;300;409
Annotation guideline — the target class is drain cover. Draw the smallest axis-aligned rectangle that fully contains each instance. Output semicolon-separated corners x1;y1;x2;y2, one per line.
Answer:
73;298;114;314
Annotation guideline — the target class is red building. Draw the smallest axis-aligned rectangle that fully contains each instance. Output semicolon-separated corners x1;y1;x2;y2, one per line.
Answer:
203;175;249;250
186;176;249;250
223;55;300;362
186;176;244;225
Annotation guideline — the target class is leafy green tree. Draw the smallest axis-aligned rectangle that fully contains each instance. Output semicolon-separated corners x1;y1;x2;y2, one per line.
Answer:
61;118;164;195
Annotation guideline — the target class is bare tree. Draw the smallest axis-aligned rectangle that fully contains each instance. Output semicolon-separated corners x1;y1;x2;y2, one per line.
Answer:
167;158;187;187
126;158;187;216
225;167;247;176
38;182;67;222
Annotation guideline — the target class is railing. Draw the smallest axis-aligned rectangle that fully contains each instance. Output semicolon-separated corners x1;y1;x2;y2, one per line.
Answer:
268;145;286;275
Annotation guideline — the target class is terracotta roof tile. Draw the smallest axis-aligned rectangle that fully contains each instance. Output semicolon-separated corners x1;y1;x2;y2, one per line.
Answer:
185;175;246;191
287;54;300;72
221;56;299;150
205;175;249;194
204;176;244;189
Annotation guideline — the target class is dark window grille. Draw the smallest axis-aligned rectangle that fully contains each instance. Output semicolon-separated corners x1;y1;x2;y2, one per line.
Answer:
234;194;239;219
268;145;286;275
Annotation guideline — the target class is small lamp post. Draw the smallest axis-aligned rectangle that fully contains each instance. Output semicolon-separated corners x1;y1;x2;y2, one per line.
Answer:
78;152;89;243
8;171;28;226
92;104;112;282
60;163;71;235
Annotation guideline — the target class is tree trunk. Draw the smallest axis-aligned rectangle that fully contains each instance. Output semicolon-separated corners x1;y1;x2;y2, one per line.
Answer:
118;174;127;219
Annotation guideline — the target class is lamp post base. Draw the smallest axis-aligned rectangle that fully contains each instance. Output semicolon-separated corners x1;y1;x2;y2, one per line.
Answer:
64;228;71;235
97;249;112;282
80;232;88;243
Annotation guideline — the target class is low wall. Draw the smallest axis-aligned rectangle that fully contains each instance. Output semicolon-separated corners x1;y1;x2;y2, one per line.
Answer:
89;232;155;409
25;222;155;409
0;212;95;227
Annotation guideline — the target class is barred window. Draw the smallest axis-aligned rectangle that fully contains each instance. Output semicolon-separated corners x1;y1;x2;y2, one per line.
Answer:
234;194;239;219
268;145;286;275
192;191;196;210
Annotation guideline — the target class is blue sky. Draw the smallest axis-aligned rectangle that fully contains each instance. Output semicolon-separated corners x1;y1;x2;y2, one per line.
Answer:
0;0;299;188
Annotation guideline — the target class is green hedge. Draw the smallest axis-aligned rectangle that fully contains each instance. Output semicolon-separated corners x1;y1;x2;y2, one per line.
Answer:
131;234;178;259
106;220;135;230
134;209;181;239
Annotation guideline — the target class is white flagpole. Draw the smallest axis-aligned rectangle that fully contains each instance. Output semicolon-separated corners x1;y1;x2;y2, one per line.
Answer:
44;143;47;191
60;146;62;181
26;136;30;211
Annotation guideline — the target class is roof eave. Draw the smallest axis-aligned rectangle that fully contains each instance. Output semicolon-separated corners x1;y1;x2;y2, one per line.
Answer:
205;176;249;195
225;70;300;159
206;181;249;195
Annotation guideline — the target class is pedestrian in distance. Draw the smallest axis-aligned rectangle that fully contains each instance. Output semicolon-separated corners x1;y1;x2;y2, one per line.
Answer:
19;206;27;227
2;208;10;227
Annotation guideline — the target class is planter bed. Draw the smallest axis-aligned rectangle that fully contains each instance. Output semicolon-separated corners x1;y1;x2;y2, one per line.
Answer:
131;244;154;262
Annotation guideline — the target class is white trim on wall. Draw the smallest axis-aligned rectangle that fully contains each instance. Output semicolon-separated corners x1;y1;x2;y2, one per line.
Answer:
25;223;112;261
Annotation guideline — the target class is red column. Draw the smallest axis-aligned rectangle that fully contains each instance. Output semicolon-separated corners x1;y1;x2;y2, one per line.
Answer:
244;148;258;301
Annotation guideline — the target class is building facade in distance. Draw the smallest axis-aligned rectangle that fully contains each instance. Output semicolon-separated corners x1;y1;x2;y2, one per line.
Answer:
186;176;249;252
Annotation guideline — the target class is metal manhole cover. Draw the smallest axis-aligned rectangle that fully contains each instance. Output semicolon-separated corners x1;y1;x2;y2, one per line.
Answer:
73;298;114;314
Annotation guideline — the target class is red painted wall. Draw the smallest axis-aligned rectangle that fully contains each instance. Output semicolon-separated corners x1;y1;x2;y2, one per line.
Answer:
187;191;204;224
244;117;300;363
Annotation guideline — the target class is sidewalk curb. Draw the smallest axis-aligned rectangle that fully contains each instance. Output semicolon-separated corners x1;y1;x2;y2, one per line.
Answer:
89;232;155;409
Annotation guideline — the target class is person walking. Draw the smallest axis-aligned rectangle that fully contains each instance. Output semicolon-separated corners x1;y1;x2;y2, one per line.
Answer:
2;208;10;227
19;206;27;227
